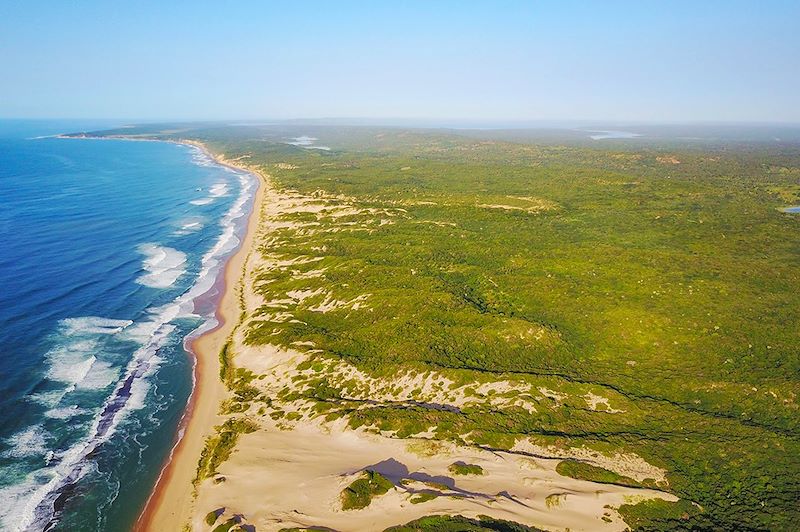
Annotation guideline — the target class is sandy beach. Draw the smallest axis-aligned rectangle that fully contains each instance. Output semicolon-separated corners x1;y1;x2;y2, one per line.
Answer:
135;141;266;531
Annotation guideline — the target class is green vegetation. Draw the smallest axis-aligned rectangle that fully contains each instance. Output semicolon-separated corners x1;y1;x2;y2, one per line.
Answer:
219;341;233;384
204;510;220;526
211;518;239;532
555;460;654;488
409;492;439;504
195;417;258;483
384;514;543;532
448;462;484;476
341;470;395;510
618;499;705;531
545;494;563;509
218;339;261;417
86;124;800;530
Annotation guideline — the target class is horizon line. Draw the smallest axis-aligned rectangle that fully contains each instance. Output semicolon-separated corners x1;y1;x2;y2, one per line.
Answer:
3;117;800;128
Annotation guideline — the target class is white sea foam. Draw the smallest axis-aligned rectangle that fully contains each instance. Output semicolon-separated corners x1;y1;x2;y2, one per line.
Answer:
28;390;69;408
174;218;204;236
62;317;131;336
0;142;259;532
124;354;164;412
3;318;174;531
189;183;228;207
33;317;134;411
172;222;203;236
45;342;96;383
44;318;129;391
45;405;87;420
122;302;183;346
209;183;229;197
189;146;215;167
171;164;254;319
2;426;50;459
136;244;187;288
76;359;119;390
0;481;39;516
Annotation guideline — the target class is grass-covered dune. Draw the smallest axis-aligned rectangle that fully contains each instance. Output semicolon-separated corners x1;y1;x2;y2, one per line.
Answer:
83;124;800;530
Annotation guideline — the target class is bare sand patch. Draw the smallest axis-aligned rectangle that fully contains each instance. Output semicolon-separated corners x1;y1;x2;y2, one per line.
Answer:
193;417;676;532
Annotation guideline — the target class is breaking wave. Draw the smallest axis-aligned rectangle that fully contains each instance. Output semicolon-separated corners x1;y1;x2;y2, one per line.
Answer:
0;146;258;532
136;244;187;289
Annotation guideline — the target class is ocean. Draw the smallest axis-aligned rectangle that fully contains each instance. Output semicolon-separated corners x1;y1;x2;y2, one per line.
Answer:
0;120;256;530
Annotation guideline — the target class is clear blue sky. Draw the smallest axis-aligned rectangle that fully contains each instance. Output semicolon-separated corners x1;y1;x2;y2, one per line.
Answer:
1;0;798;122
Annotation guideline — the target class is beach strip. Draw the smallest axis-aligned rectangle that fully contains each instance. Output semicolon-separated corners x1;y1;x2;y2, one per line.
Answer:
135;142;265;531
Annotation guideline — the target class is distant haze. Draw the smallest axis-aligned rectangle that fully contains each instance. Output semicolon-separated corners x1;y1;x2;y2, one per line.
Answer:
1;0;798;122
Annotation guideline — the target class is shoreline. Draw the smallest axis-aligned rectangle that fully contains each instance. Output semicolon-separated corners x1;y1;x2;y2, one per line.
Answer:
0;133;265;531
133;139;265;531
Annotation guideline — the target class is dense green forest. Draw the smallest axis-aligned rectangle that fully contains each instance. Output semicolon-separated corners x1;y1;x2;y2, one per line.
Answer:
83;124;800;530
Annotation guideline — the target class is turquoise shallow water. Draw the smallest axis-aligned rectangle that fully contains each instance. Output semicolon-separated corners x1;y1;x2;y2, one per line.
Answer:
0;120;256;530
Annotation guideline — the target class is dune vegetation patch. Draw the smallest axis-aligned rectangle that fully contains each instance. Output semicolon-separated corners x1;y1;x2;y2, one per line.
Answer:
195;418;258;483
341;470;395;510
448;461;484;476
555;460;658;489
384;514;544;531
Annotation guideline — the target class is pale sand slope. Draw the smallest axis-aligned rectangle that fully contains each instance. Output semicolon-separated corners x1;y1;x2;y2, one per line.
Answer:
195;414;676;532
186;177;678;531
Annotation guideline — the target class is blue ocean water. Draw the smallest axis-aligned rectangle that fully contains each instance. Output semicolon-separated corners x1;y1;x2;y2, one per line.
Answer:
0;121;256;530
